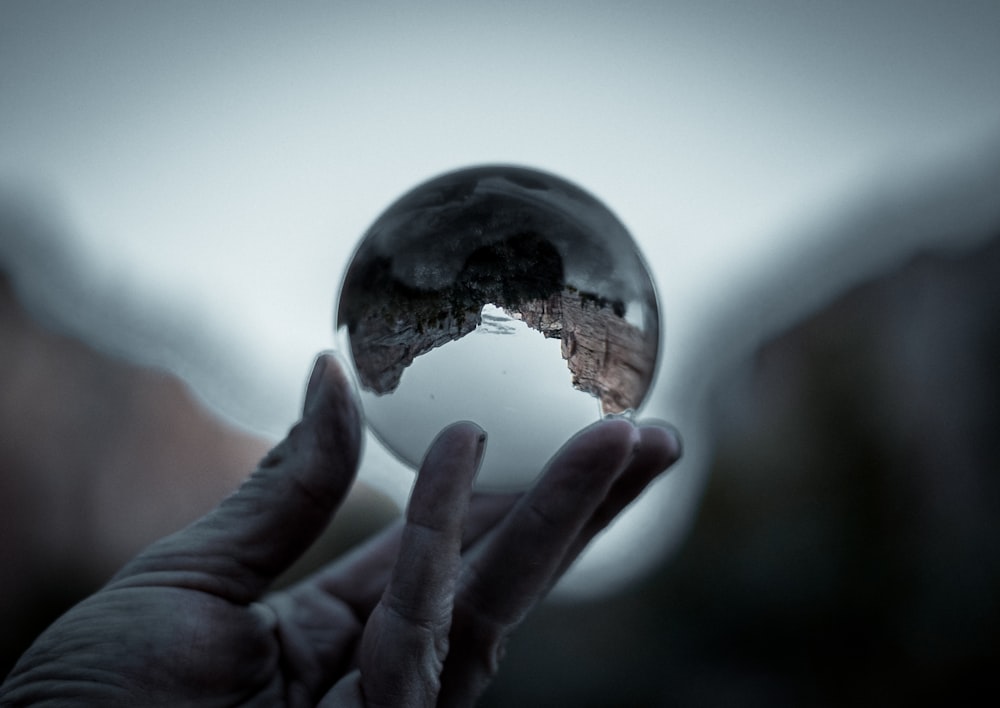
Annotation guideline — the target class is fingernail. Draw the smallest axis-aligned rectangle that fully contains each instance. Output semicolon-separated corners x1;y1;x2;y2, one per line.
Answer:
303;354;328;414
662;424;683;461
469;425;487;476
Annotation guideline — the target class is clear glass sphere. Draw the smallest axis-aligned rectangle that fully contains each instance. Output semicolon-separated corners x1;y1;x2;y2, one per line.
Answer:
336;165;660;489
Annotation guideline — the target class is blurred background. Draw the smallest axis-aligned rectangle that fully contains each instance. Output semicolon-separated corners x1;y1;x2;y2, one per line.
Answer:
2;1;999;703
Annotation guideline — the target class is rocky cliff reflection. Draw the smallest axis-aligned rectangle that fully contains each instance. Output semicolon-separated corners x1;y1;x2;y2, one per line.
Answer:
336;165;660;487
341;234;655;414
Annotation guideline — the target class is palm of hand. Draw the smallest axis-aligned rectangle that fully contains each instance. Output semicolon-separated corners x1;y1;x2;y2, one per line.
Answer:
1;355;679;707
36;585;296;704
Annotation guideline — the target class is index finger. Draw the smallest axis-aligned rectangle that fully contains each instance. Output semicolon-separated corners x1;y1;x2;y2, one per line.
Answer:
355;421;486;706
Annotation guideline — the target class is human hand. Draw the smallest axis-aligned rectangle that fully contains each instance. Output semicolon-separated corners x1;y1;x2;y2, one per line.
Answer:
0;352;680;707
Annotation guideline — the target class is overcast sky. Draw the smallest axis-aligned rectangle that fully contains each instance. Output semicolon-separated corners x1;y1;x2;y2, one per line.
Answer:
3;0;1000;596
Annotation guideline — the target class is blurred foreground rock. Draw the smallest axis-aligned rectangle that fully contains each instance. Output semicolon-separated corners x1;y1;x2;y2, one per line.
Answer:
483;234;1000;707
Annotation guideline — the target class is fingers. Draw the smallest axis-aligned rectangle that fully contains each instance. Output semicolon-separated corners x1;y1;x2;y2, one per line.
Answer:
112;352;363;603
554;422;682;580
301;490;521;621
273;491;518;704
463;418;638;624
438;418;640;705
355;422;486;707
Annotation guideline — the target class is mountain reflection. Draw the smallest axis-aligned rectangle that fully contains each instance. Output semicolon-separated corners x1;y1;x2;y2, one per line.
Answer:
478;307;519;335
340;231;656;415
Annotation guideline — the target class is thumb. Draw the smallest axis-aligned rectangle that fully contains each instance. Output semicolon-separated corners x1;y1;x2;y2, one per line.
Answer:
111;352;363;602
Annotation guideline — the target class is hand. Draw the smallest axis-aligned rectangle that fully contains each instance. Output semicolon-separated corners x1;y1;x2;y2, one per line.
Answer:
0;353;681;707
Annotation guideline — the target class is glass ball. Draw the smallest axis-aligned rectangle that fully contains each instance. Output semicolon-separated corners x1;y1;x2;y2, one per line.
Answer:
336;165;660;489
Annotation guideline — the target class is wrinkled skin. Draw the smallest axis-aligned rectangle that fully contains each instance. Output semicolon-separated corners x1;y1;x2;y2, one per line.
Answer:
0;353;680;707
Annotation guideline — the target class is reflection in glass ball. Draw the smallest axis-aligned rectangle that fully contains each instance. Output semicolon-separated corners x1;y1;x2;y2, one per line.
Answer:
336;165;660;489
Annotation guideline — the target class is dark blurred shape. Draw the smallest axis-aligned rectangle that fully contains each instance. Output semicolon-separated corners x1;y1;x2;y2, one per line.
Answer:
0;268;254;675
482;233;1000;707
0;265;398;679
